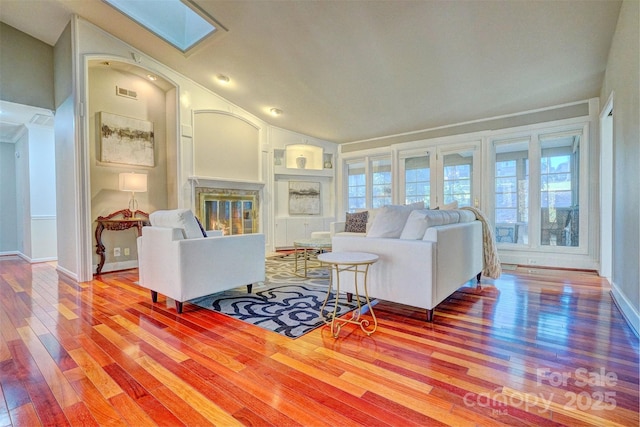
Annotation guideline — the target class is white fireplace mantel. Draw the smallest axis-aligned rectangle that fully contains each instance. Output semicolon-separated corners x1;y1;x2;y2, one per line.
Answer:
188;176;265;191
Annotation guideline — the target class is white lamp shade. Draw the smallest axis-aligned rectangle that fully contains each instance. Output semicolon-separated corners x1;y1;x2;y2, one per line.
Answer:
119;172;147;192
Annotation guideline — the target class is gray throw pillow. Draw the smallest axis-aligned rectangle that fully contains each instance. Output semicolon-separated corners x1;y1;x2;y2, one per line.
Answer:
345;211;368;233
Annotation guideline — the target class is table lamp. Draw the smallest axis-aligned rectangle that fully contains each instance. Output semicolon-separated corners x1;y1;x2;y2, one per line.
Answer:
119;172;147;212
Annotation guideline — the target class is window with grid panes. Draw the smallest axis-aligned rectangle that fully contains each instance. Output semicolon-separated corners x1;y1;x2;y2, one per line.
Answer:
404;155;430;206
347;161;366;212
371;158;392;208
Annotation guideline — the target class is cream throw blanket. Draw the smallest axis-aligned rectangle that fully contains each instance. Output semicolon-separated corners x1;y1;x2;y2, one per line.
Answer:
461;206;502;279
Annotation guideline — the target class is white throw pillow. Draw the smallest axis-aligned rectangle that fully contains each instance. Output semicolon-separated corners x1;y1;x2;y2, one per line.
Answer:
367;205;415;238
149;209;203;239
400;209;470;240
365;208;381;233
440;200;458;210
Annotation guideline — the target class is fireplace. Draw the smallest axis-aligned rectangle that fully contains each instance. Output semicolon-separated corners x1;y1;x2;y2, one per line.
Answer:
195;187;259;235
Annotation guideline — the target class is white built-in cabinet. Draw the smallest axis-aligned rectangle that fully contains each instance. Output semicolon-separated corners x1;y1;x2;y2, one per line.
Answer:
272;138;337;248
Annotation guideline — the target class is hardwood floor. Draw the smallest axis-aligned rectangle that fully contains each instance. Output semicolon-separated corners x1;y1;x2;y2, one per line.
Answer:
0;256;638;427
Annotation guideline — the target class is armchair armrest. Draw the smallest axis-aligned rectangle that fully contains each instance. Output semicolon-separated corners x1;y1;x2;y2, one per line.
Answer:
330;222;346;236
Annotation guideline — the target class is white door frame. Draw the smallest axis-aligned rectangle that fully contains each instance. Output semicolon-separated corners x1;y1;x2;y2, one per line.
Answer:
599;92;614;280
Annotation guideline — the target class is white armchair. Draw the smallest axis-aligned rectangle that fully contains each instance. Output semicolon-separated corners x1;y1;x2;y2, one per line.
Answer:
136;209;265;313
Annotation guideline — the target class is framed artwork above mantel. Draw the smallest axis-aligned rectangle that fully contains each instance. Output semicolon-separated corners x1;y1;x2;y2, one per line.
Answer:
99;112;155;167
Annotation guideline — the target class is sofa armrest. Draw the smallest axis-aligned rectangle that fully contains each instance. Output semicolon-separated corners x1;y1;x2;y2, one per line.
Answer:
206;230;224;237
424;221;483;304
176;234;265;300
330;222;346;236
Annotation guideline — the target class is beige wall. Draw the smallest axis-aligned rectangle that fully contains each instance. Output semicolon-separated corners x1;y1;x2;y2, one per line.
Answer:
600;0;640;330
0;22;54;110
0;142;17;251
88;65;169;271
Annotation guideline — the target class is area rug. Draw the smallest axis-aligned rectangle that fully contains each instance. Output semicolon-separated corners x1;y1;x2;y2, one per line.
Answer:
190;255;365;338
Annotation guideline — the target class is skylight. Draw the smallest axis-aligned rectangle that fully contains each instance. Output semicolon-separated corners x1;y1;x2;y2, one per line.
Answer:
103;0;224;53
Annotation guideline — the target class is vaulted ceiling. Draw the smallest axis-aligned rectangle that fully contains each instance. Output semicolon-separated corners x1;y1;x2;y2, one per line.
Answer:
0;0;622;143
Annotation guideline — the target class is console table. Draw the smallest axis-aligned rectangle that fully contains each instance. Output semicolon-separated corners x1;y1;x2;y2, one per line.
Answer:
95;209;149;275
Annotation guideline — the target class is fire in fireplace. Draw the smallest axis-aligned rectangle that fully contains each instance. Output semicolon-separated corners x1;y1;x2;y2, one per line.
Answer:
196;189;259;235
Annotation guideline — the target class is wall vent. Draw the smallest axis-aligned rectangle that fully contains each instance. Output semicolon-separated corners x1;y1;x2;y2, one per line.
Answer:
116;86;138;99
29;114;54;127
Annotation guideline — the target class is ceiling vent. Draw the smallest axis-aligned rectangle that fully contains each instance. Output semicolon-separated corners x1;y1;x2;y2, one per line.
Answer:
29;114;54;127
116;86;138;99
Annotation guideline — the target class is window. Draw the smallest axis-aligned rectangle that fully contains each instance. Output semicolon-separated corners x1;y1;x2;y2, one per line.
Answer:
494;139;529;244
540;134;579;247
443;153;472;206
103;0;225;53
404;155;430;206
371;158;392;208
347;161;366;212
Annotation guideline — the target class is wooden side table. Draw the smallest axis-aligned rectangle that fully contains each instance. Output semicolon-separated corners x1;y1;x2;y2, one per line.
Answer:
95;209;149;275
318;251;379;337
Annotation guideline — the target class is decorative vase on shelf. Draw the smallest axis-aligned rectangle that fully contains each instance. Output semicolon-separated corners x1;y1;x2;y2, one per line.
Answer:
296;154;307;169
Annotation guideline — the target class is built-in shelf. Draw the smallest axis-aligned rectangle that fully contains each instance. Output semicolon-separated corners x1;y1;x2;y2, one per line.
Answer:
273;145;334;177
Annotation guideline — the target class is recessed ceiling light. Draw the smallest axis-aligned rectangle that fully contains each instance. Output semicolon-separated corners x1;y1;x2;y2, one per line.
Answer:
270;108;283;116
217;74;230;84
146;74;157;81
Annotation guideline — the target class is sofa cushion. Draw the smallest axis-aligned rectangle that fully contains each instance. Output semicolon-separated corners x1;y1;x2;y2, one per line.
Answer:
345;211;368;233
435;200;458;210
149;209;203;239
400;209;476;240
367;204;418;238
365;208;380;233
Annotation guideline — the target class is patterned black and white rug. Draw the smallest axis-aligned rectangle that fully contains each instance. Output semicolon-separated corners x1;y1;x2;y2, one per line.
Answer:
190;254;365;339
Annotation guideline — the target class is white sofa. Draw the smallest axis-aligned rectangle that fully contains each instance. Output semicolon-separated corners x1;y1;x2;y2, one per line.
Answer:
330;206;483;321
137;209;265;313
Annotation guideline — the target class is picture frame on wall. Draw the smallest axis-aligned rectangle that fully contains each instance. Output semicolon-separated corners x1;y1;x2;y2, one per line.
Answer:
289;181;321;215
99;111;155;167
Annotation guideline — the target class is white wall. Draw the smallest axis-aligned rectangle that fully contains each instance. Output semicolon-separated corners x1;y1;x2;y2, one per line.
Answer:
600;0;639;334
14;131;29;256
54;21;80;280
27;125;57;261
11;125;57;262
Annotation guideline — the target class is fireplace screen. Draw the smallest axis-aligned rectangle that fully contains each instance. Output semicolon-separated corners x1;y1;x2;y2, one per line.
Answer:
200;195;257;235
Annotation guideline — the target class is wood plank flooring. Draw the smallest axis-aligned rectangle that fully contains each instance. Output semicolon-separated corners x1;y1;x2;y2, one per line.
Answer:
0;256;638;426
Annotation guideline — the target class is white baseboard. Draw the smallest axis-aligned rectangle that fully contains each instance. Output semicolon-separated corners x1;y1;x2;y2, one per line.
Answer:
29;256;57;263
0;251;20;257
56;265;78;282
610;282;640;338
98;260;139;274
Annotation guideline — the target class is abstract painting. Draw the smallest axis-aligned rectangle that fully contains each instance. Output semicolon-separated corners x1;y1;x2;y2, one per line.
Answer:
99;112;154;167
289;181;320;215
